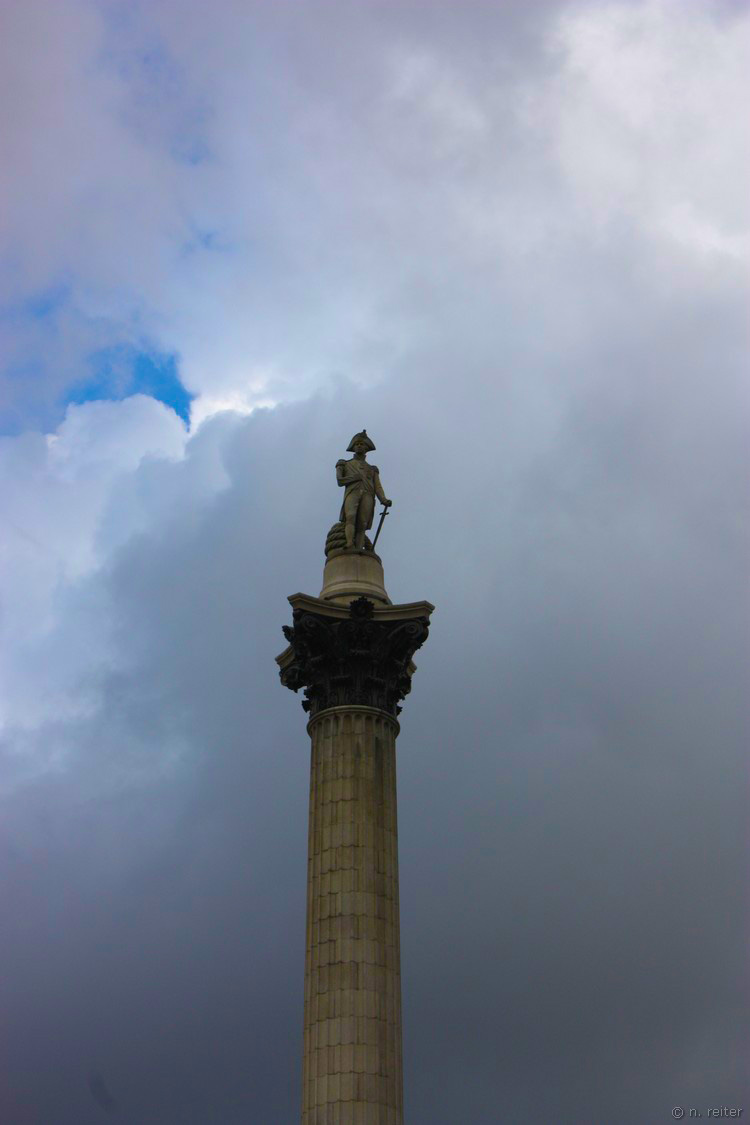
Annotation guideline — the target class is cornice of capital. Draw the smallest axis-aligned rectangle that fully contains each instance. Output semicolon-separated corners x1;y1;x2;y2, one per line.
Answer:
277;594;432;718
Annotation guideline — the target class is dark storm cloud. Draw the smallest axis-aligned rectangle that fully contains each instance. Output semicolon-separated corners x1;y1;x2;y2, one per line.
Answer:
1;1;748;1123
88;1072;117;1114
3;293;748;1121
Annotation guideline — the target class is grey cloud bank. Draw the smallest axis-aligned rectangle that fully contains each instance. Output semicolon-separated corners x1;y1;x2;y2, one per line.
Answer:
3;360;747;1121
1;1;748;1122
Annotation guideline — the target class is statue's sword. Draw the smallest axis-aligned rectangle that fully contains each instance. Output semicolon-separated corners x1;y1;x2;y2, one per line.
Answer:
371;504;390;550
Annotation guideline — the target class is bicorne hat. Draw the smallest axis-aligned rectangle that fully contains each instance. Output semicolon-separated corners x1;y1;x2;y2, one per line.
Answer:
346;429;376;452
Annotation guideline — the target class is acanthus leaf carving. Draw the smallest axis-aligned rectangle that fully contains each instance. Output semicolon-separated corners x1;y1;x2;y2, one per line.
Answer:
279;602;429;717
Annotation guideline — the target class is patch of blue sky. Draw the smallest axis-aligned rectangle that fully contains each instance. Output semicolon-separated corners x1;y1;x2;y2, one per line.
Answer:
171;133;212;166
65;346;194;425
97;25;214;167
180;225;233;258
0;283;70;323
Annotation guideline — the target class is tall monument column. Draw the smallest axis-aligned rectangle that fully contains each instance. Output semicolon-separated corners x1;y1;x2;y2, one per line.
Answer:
277;431;433;1124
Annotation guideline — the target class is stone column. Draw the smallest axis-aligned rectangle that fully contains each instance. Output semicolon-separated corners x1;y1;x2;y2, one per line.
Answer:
303;706;402;1122
277;550;433;1124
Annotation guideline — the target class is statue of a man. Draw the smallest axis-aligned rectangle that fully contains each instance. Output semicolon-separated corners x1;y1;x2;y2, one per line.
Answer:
336;430;392;550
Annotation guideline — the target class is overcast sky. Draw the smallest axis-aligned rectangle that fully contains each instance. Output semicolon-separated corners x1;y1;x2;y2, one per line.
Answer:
1;2;748;1122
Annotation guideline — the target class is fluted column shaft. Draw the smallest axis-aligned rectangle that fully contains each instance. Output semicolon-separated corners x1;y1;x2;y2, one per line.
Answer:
302;705;403;1125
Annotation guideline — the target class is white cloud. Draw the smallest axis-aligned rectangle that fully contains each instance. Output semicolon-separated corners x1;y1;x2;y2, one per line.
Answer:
0;397;186;732
546;1;750;252
2;0;747;433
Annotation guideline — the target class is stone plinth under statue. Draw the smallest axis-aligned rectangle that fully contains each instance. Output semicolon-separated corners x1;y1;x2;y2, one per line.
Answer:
276;431;433;1124
320;547;390;606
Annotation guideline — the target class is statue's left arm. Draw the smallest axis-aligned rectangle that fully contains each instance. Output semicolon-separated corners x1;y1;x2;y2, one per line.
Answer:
374;470;391;507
